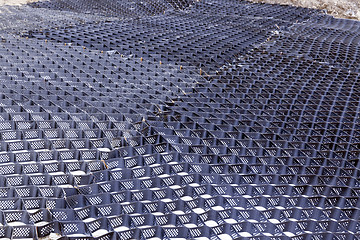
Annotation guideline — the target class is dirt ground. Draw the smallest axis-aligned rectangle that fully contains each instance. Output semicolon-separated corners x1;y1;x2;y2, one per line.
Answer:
0;0;359;20
0;0;37;5
247;0;360;20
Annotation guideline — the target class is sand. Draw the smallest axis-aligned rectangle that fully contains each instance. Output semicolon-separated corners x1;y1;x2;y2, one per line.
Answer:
0;0;39;5
247;0;360;20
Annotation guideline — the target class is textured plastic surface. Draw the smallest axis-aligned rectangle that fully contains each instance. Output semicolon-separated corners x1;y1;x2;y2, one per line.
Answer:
0;0;359;239
29;0;196;17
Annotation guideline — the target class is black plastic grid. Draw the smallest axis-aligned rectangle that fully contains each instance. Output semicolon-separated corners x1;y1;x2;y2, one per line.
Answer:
259;16;360;73
25;0;321;74
0;0;358;239
0;6;119;35
29;0;196;17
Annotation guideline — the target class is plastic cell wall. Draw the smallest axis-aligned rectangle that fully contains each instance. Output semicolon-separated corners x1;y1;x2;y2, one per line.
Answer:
0;0;359;239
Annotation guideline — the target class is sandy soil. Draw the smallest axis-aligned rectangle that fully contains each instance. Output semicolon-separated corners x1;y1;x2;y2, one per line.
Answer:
0;0;38;5
247;0;360;20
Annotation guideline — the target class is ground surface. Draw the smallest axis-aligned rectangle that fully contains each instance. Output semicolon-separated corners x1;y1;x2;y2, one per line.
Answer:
248;0;360;20
0;0;36;5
